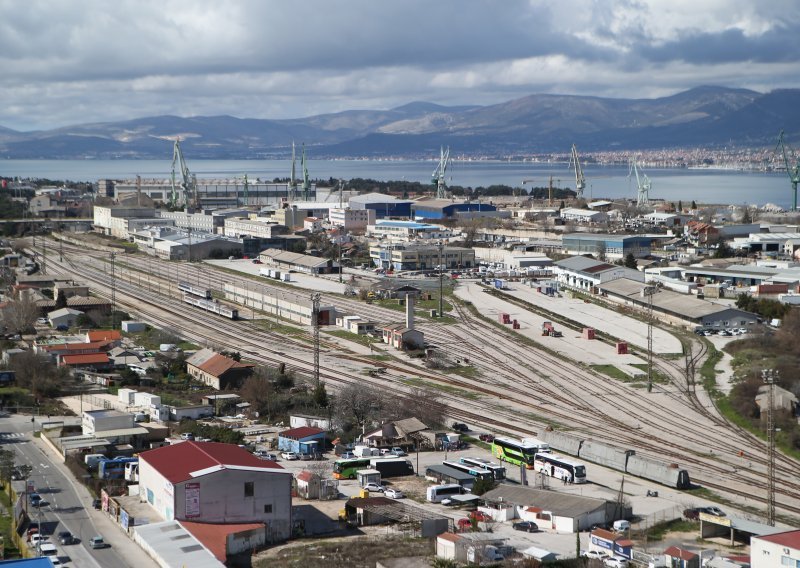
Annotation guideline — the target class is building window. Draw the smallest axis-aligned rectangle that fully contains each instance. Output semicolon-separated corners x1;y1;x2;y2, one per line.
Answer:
264;504;272;514
244;482;254;497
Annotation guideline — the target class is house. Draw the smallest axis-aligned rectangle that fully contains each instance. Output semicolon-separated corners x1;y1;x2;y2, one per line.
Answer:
664;546;700;568
755;384;798;417
363;417;429;448
138;441;292;542
86;330;122;344
750;529;800;568
277;426;326;456
289;414;332;431
47;307;83;329
553;256;632;292
186;348;255;390
295;470;321;499
60;352;111;371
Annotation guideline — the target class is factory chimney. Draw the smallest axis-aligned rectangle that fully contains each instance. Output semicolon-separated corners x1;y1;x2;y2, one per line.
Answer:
405;293;414;330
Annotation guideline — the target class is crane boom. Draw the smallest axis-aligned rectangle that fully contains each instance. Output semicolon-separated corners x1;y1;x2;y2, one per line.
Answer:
288;141;297;203
775;130;800;211
568;144;586;198
171;139;197;210
628;156;651;207
432;146;450;199
301;143;310;201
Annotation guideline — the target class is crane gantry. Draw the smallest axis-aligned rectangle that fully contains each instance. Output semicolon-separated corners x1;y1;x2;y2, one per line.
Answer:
170;139;198;210
628;155;651;208
432;146;451;199
568;144;586;199
775;130;800;212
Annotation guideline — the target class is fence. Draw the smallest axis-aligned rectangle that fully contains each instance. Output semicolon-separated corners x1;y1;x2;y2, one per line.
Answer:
632;504;683;532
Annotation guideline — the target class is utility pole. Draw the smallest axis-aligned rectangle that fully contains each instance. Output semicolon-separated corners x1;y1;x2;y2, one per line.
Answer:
311;293;321;386
110;253;117;330
438;241;444;318
763;369;777;526
41;232;47;274
643;286;655;392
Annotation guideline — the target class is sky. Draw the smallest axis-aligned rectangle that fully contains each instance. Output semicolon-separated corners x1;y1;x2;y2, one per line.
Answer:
1;0;799;132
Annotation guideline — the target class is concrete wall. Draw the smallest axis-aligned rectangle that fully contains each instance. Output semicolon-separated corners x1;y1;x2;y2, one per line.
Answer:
578;440;630;471
539;430;583;456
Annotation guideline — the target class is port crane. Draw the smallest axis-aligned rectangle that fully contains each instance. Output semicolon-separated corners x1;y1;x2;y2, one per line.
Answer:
171;139;198;210
432;146;450;199
288;141;298;203
628;156;651;207
775;130;800;211
301;143;311;201
568;144;586;199
522;177;560;206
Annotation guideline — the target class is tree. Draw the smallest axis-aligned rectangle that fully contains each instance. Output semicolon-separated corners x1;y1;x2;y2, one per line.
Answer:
334;383;385;437
678;200;683;212
0;449;14;504
8;351;65;398
0;293;40;334
691;200;697;210
240;372;274;419
624;253;638;269
54;290;68;310
312;381;329;408
471;476;497;496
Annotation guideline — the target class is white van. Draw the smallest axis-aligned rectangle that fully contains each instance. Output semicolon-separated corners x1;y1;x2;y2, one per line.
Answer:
613;520;631;533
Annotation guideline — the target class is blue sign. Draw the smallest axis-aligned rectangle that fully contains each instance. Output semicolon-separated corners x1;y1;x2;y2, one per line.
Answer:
614;542;632;559
591;536;613;551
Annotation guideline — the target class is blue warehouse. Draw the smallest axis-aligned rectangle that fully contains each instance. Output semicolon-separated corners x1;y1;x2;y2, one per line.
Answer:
277;426;326;456
411;199;496;221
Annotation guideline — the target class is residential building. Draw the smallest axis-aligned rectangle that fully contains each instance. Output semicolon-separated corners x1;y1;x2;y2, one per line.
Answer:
186;349;254;390
223;217;290;239
750;529;800;568
328;207;375;230
138;441;292;541
554;256;632;291
363;417;428;448
366;220;453;241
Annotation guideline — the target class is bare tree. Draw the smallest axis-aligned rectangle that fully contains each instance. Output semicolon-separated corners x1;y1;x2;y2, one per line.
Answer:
393;387;446;428
1;292;40;334
8;351;67;398
333;383;385;436
240;367;276;419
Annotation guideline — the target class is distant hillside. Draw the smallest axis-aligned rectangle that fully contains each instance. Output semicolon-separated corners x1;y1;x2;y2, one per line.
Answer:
0;86;798;159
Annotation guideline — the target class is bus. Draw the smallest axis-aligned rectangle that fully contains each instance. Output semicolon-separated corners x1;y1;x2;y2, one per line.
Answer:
459;457;506;480
442;460;493;481
333;457;372;479
522;437;551;453
426;484;463;503
533;452;587;483
491;437;539;468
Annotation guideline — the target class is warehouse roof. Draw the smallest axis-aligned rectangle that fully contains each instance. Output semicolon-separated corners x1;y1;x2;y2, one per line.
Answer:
279;426;325;440
61;353;110;365
555;256;616;273
133;521;225;568
349;192;410;205
482;485;608;518
259;248;331;268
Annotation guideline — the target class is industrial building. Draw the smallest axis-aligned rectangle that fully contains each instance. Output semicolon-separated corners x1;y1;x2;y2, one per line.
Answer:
559;208;608;224
222;217;291;239
349;192;413;219
554;256;643;291
411;199;497;221
366;220;453;241
129;226;243;260
562;233;651;260
138;441;293;541
382;295;424;350
328;207;376;230
277;426;326;456
258;248;339;275
370;243;476;271
223;283;336;326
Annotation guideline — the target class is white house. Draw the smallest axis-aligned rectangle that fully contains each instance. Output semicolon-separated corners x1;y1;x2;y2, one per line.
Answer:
750;529;800;567
138;441;293;543
47;307;83;329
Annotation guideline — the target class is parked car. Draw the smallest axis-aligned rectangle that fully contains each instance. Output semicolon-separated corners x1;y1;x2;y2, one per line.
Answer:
384;488;404;499
582;550;608;560
704;506;726;516
259;453;278;461
469;511;491;523
58;531;77;545
89;535;107;549
457;518;472;530
683;508;701;520
29;534;47;547
281;452;299;461
603;557;629;567
180;433;195;441
451;422;469;432
389;447;406;456
92;498;102;510
29;493;42;507
478;434;495;442
512;521;538;532
363;483;385;493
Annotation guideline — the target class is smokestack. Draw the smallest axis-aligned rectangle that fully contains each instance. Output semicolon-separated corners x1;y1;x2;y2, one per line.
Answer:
405;293;414;330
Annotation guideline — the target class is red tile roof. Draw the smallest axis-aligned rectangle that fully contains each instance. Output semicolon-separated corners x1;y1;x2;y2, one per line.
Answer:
87;330;122;342
757;529;800;548
140;441;284;483
279;426;325;439
60;353;110;365
196;353;254;378
181;521;264;562
664;546;698;560
43;341;111;352
437;532;462;543
591;528;618;541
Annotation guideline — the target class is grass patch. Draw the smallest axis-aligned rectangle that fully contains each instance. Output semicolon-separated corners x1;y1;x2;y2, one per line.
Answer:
254;319;306;337
364;354;391;361
443;365;481;379
590;364;636;381
643;519;699;541
323;329;378;347
461;435;491;451
399;377;481;400
0;503;20;558
629;364;670;384
257;535;433;568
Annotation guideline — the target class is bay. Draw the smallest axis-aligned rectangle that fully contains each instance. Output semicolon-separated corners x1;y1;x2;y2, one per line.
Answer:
0;159;793;209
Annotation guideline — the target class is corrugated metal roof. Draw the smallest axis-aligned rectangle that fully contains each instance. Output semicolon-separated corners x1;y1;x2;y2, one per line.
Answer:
133;521;226;568
482;485;607;518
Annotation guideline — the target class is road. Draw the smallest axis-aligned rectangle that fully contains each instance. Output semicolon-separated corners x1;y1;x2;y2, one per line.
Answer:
1;414;158;568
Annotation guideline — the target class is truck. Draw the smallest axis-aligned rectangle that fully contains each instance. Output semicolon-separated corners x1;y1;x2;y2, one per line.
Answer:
84;454;107;470
369;457;415;478
353;445;380;458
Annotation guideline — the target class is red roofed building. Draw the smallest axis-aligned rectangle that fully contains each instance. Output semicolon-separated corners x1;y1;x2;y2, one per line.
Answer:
138;441;292;542
277;426;326;456
181;521;266;563
59;352;111;370
186;348;255;390
751;529;800;568
86;329;122;344
664;546;700;568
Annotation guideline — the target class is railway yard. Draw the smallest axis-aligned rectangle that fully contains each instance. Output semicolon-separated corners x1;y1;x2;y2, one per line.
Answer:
28;234;799;535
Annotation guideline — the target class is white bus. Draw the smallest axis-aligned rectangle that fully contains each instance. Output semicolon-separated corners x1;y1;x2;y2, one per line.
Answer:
534;452;587;483
426;484;463;503
522;437;551;453
459;457;507;480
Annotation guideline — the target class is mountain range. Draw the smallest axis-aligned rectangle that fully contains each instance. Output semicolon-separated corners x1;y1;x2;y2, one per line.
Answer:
1;86;799;160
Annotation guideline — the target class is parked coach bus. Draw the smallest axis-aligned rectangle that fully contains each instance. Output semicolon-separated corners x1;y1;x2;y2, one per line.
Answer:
426;484;463;503
534;452;587;483
491;437;539;468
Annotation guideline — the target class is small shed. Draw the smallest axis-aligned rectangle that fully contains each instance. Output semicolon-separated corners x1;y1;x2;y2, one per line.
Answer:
664;546;700;568
521;546;558;562
48;307;83;329
357;469;381;487
277;426;326;455
295;470;321;500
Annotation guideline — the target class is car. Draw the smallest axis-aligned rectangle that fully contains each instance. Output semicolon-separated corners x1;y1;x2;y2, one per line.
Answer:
340;452;355;460
683;508;701;520
703;506;726;516
281;452;300;460
363;483;385;493
36;318;49;325
457;518;473;530
384;488;404;499
512;521;539;532
603;557;629;567
582;550;609;560
259;453;278;461
478;434;495;442
29;493;42;507
89;535;107;549
180;433;195;441
468;511;491;522
39;542;58;557
300;452;314;460
92;498;102;510
451;422;469;432
30;534;48;547
389;447;406;456
58;531;77;545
